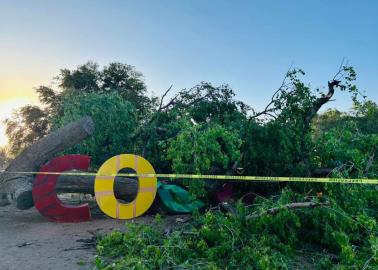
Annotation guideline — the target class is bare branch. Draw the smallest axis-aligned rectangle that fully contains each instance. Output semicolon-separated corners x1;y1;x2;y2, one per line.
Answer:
159;92;180;111
333;58;346;81
249;65;293;121
158;85;173;111
246;201;329;220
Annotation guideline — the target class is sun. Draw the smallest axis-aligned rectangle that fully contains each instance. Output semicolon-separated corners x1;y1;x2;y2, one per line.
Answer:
0;98;33;147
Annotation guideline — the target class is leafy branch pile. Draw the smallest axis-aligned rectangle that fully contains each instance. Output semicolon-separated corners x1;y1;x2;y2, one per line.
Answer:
2;61;377;269
95;186;378;269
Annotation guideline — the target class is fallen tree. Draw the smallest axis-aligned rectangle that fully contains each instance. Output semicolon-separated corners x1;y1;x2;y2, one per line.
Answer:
0;63;365;212
0;116;141;209
0;116;94;209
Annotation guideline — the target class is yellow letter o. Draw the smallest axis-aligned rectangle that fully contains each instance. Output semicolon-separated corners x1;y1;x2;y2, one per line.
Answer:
94;154;157;219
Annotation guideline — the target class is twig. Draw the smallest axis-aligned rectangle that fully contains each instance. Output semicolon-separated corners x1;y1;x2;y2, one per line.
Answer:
220;202;237;216
17;241;35;248
333;58;346;81
246;201;329;220
364;147;376;176
249;64;293;121
362;252;376;270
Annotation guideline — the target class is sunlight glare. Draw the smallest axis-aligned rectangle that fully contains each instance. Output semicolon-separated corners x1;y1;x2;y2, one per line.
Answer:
0;98;32;147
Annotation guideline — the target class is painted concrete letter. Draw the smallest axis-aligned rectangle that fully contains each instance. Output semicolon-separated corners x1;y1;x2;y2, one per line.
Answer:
32;155;91;222
94;154;157;219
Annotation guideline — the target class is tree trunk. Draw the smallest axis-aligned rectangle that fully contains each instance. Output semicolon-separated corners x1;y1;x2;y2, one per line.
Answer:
300;80;341;164
0;116;95;209
56;173;139;201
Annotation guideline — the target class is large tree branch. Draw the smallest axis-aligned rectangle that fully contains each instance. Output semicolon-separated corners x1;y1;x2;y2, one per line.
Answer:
0;116;94;209
249;65;295;121
158;85;173;111
56;173;138;201
298;79;342;168
304;80;341;127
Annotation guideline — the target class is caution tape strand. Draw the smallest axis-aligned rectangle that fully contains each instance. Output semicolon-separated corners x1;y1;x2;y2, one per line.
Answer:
0;170;377;184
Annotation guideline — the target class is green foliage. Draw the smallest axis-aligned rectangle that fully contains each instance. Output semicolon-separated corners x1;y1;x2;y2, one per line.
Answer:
58;61;154;115
243;121;302;176
128;82;248;198
312;101;378;179
353;100;378;134
243;67;362;178
166;123;242;198
52;92;137;167
313;101;378;137
167;123;242;175
94;187;378;269
139;82;248;172
91;63;377;269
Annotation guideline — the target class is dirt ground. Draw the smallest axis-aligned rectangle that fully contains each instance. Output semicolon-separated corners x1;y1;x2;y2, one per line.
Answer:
0;205;161;270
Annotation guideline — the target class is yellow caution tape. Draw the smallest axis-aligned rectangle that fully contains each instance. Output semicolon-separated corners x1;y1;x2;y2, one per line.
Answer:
1;170;377;184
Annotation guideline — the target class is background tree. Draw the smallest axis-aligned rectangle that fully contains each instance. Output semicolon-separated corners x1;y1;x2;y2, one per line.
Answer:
5;61;155;157
0;147;9;169
312;100;378;179
4;105;49;156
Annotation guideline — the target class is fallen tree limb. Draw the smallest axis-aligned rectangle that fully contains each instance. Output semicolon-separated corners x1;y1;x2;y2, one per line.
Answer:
246;201;329;220
0;116;95;209
56;173;138;201
0;173;140;207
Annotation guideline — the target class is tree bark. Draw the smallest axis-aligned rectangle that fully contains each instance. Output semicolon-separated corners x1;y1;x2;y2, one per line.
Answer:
299;80;341;170
56;173;138;201
303;80;340;128
0;116;95;209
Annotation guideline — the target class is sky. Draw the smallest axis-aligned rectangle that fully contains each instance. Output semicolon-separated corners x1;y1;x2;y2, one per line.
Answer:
0;0;377;146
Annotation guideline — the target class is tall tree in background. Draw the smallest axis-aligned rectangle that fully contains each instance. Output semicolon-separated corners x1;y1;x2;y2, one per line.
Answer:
4;105;49;156
58;62;153;113
312;100;377;178
5;61;155;157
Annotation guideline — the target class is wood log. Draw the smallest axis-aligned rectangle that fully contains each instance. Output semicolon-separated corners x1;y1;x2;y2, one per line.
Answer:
56;173;138;202
0;116;95;209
